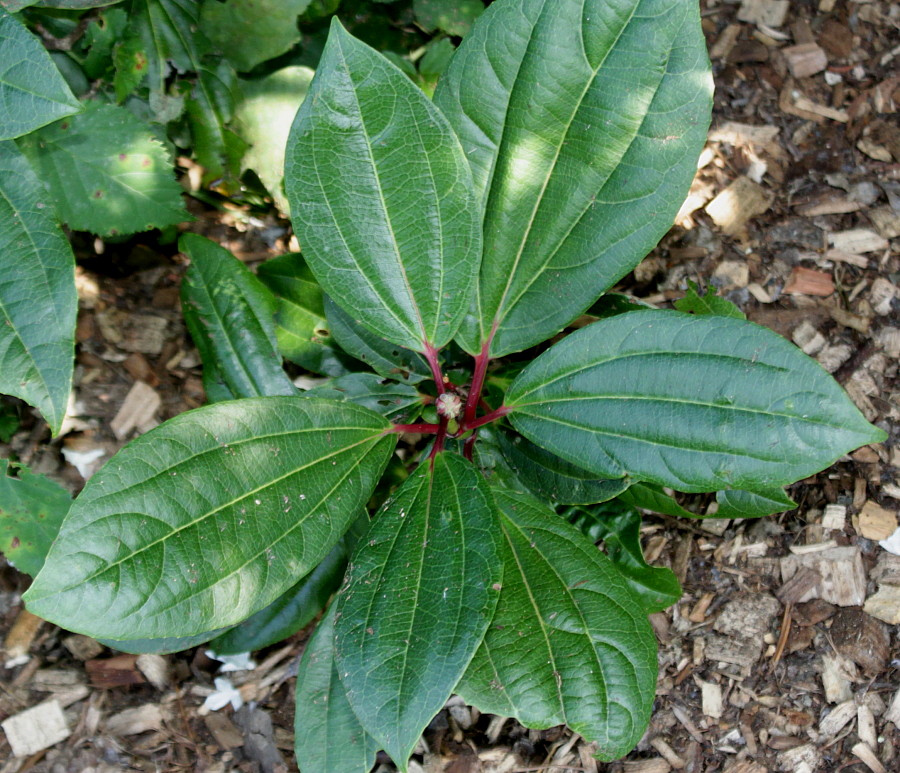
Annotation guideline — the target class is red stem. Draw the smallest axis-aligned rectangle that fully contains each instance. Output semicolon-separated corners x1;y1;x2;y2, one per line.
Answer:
423;342;446;396
464;405;510;432
389;423;440;434
464;340;492;426
462;432;477;461
429;418;448;458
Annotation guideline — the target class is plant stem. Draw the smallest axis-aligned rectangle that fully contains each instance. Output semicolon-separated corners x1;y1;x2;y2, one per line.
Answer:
464;405;510;431
423;342;446;395
462;432;477;461
389;422;440;434
429;417;448;458
464;339;492;426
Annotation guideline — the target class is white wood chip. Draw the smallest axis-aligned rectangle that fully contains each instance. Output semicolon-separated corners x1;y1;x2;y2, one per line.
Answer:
111;380;162;440
818;699;856;736
828;229;890;254
701;681;724;719
822;503;847;531
1;700;70;757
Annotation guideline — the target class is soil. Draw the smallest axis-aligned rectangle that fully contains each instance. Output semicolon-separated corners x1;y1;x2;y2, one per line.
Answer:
1;1;898;772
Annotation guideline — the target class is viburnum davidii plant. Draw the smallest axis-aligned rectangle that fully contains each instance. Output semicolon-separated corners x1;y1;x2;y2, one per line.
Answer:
23;1;884;770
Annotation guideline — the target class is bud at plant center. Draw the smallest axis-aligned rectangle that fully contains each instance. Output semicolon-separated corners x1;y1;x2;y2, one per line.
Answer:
436;391;463;421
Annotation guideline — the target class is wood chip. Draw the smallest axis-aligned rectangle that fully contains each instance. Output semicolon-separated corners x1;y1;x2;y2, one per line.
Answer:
701;681;724;719
783;88;849;122
1;700;70;757
818;699;857;736
822;504;846;531
204;712;245;750
830;607;890;674
829;229;890;254
868;206;900;239
863;585;900;624
869;278;897;316
706;177;774;236
110;380;161;440
709;121;780;148
784;266;834;296
714;592;781;637
121;314;168;355
104;704;169;736
710;23;741;61
780;546;867;606
723;763;767;773
857;704;877;750
777;566;822;604
885;686;900;727
783;43;828;78
738;0;789;27
3;609;43;663
821;653;857;703
856;501;898;540
623;761;671;773
86;654;147;688
852;742;887;773
824;248;870;268
794;194;863;217
705;634;762;667
62;634;104;662
649;738;685;770
776;742;821;773
136;654;169;691
792;320;826;355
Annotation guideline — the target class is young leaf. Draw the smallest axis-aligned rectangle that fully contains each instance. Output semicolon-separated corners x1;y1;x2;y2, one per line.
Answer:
256;253;355;378
434;0;713;356
714;487;796;519
0;7;81;140
498;430;629;505
285;19;481;353
457;488;657;762
17;103;188;236
209;538;347;656
506;310;886;494
0;459;70;577
325;297;431;384
674;280;745;319
335;452;502;770
295;605;379;773
24;397;397;640
0;141;76;435
306;373;425;423
180;233;296;399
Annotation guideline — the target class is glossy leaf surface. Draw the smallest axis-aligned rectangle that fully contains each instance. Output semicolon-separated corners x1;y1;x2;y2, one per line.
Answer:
506;311;885;493
25;398;396;639
257;253;354;378
180;233;296;400
210;538;347;655
18;103;188;236
617;482;695;519
335;452;501;769
435;0;713;356
714;487;796;519
0;141;76;435
0;7;80;139
0;459;70;577
99;629;229;655
295;605;378;773
307;373;424;423
325;297;430;384
458;488;656;761
285;20;480;352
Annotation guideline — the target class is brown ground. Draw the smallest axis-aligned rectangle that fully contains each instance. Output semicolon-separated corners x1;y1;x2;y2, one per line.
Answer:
1;1;898;772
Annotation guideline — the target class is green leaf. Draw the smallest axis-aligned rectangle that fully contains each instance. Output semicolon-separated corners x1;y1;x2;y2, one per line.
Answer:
0;141;76;435
24;397;397;639
568;504;681;613
256;253;355;378
506;310;886;493
306;373;424;423
210;538;347;655
17;103;188;236
295;605;379;773
0;7;80;140
324;296;430;384
413;0;483;36
285;19;481;353
458;487;657;761
617;482;695;519
335;452;501;769
234;66;314;214
99;628;229;655
0;459;70;577
125;0;205;91
714;487;796;519
33;0;126;8
434;0;713;356
498;430;629;505
180;233;296;400
112;35;147;101
201;0;312;72
674;280;745;319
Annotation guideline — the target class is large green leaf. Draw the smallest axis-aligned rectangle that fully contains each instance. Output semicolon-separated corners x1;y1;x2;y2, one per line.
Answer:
24;397;397;639
0;459;70;577
285;19;481;353
100;628;229;655
505;311;886;494
307;373;425;423
458;488;657;761
256;253;355;378
0;141;76;435
0;7;80;140
180;233;296;400
434;0;713;356
617;482;695;519
201;0;312;72
125;0;204;91
210;538;347;655
17;103;188;236
295;605;379;773
324;296;430;384
335;452;501;770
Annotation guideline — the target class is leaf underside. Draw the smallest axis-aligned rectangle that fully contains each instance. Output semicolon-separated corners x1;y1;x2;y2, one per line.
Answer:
24;397;396;640
506;310;886;493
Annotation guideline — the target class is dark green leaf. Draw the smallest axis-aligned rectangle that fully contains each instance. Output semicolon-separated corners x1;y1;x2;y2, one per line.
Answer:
125;0;205;91
24;397;397;639
335;452;501;769
714;487;796;519
100;629;228;655
0;459;70;577
568;504;681;613
674;280;745;319
17;103;188;236
458;488;657;761
506;311;886;493
498;430;629;505
112;35;147;101
617;482;695;519
324;296;430;384
210;538;347;655
413;0;483;36
256;253;355;378
180;233;296;400
306;373;424;422
285;19;481;352
434;0;713;356
0;7;80;139
34;0;125;8
0;141;76;435
295;605;378;773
